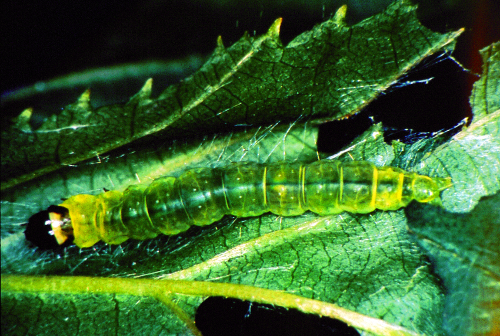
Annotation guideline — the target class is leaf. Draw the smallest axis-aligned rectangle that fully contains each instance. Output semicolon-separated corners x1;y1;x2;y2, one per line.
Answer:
416;44;500;213
470;42;500;117
406;41;500;336
407;193;500;336
1;0;461;190
2;2;488;336
1;122;447;336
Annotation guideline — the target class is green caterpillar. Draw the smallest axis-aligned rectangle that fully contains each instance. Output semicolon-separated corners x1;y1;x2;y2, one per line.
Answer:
47;160;451;248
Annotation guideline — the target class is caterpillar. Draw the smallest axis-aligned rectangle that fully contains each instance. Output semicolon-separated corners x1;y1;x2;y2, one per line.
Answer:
24;160;452;249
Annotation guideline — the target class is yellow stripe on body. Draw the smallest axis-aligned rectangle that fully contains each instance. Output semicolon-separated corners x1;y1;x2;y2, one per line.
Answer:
396;172;404;205
370;167;378;209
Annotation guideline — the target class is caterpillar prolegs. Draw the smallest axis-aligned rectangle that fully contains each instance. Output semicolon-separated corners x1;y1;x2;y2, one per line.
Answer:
30;160;452;248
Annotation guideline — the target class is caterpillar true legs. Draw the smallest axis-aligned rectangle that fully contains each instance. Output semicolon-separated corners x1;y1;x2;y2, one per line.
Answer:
26;160;452;248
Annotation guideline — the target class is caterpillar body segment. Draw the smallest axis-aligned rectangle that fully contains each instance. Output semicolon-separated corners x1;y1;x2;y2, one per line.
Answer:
57;161;452;248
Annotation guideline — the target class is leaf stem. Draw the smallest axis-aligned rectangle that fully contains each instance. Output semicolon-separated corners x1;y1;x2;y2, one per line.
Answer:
2;275;423;336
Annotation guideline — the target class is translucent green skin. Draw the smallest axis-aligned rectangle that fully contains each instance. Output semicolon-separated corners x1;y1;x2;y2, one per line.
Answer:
60;161;451;247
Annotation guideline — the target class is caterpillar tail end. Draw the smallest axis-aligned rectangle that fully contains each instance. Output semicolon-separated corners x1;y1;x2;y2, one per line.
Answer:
435;177;453;192
412;174;452;207
427;177;453;207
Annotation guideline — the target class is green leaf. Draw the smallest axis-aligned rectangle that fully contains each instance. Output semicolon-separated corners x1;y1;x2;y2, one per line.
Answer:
407;41;500;336
1;0;461;190
5;2;497;336
418;43;500;213
407;193;500;336
470;42;500;117
1;121;447;336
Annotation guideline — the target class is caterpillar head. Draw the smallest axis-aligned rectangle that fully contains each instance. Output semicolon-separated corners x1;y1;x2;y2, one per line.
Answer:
412;176;452;206
24;205;74;250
